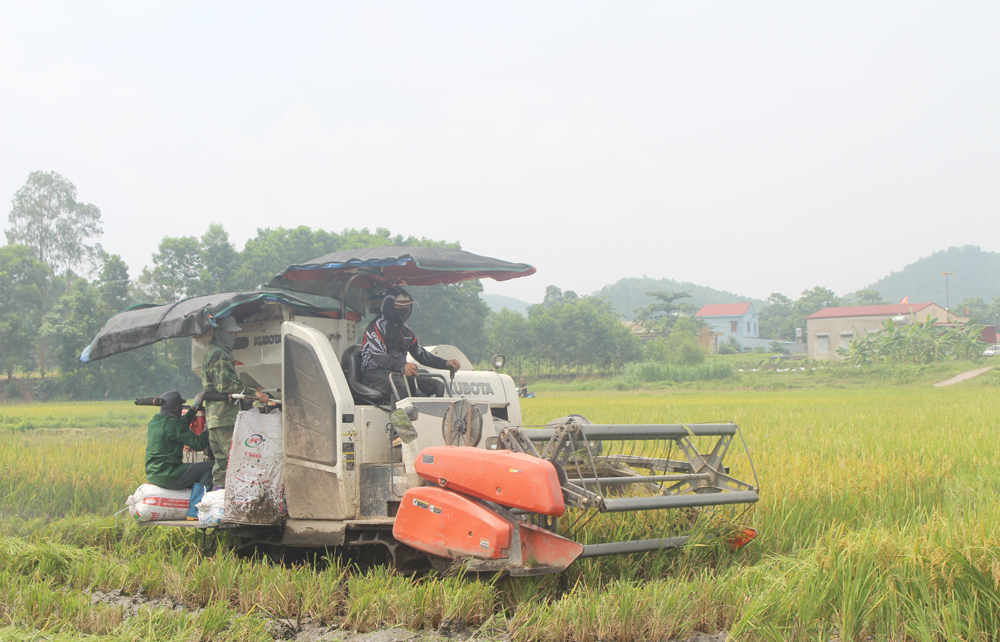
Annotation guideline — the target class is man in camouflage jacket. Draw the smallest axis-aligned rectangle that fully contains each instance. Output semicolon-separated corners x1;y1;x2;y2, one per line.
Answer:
201;316;265;488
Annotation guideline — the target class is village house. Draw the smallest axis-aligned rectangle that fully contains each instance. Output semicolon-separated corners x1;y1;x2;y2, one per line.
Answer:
805;303;952;361
694;303;771;353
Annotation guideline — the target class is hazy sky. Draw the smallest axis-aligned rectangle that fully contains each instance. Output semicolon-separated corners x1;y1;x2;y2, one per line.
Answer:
1;2;997;303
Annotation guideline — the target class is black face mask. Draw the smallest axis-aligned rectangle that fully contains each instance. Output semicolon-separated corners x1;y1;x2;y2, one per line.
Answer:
158;390;184;419
394;304;412;324
381;294;413;325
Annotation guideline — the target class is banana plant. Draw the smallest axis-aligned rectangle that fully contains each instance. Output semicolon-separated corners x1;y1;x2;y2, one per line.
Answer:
839;316;986;366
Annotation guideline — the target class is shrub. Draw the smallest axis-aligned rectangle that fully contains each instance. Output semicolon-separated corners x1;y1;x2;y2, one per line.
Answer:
617;360;732;386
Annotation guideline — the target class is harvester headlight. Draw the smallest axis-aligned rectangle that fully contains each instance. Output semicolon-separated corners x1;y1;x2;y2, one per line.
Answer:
491;354;506;371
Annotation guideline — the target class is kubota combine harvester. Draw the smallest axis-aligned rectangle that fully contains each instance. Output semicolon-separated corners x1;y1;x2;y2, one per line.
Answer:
83;247;759;575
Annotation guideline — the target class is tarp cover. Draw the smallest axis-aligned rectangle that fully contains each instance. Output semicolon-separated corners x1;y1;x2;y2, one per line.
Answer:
268;246;535;312
81;291;338;363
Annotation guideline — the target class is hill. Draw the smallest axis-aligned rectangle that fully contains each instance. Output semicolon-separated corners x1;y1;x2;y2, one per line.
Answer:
865;246;1000;306
596;277;766;320
482;293;533;316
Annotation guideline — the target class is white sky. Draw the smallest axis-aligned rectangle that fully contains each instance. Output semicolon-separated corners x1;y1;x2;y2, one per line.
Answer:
1;2;997;303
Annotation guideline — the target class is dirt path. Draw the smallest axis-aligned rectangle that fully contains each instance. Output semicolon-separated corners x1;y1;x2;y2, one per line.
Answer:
933;367;993;388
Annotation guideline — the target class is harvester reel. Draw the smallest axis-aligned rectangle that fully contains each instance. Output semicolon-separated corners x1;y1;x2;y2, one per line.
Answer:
442;399;483;447
544;414;602;459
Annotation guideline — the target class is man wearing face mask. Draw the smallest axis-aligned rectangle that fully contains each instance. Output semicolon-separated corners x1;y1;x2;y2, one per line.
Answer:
201;316;267;489
144;390;213;520
361;286;461;402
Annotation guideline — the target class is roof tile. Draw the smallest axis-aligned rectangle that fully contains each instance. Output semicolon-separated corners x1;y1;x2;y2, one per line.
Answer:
806;303;935;320
695;303;751;317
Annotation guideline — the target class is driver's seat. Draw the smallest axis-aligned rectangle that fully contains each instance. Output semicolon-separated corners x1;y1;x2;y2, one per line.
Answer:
341;344;390;406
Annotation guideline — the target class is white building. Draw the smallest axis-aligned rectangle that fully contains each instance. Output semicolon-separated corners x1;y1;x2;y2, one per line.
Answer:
695;303;771;353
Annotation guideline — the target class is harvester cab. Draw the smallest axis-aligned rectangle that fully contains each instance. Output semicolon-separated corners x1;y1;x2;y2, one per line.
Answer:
82;247;759;575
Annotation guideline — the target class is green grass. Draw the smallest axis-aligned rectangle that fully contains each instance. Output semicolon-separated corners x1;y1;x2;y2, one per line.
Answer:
3;380;1000;640
0;400;150;431
532;358;992;393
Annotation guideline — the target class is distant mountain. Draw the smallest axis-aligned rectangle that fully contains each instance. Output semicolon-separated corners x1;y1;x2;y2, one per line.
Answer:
866;246;1000;306
596;277;767;320
482;293;533;316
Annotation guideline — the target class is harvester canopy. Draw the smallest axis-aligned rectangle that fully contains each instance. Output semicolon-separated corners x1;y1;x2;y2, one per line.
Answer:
80;291;340;363
268;246;536;313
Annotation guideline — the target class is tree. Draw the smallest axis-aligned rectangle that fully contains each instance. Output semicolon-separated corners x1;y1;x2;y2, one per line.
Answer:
759;288;843;341
633;291;697;334
135;235;202;302
233;225;460;291
0;245;50;381
793;286;843;317
527;292;641;372
486;308;531;373
758;293;793;340
192;223;239;296
39;278;104;377
852;289;889;306
954;296;992;322
407;280;491;363
658;317;707;364
6;170;103;277
717;336;742;355
96;252;130;314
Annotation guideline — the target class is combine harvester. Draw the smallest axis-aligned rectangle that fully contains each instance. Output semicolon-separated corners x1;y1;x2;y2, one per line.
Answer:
83;247;759;575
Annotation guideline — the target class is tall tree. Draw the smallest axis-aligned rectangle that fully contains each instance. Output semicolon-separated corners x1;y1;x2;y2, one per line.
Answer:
0;245;50;381
39;278;103;377
135;235;201;302
852;289;890;306
486;308;531;373
408;280;491;363
96;252;130;314
759;288;844;342
527;290;641;372
6;170;103;277
758;293;793;340
192;223;239;295
760;287;844;341
793;287;843;319
633;290;697;334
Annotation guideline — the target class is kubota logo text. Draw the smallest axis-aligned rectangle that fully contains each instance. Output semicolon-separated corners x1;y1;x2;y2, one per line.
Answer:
449;381;495;396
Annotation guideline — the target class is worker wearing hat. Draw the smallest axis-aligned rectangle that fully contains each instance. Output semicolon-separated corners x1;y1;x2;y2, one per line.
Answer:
201;315;267;489
361;286;461;401
144;390;213;519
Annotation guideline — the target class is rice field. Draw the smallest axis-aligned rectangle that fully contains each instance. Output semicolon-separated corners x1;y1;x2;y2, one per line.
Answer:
2;381;1000;641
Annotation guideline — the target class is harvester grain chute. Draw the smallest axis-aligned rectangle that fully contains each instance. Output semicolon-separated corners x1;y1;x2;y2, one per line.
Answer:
82;246;759;575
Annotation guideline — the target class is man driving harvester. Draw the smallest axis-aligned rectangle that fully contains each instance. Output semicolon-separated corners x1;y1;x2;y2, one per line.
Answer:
361;286;461;402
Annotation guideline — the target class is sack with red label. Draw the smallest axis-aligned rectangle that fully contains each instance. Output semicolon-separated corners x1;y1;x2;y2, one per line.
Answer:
125;483;191;522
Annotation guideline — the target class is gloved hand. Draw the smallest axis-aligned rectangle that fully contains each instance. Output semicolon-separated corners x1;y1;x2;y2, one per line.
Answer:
189;393;205;411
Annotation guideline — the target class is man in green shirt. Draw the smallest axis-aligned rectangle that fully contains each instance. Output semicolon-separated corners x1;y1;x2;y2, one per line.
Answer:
144;390;213;519
202;315;267;489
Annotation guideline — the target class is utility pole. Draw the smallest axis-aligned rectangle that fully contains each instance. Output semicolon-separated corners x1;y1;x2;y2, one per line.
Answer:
941;271;953;315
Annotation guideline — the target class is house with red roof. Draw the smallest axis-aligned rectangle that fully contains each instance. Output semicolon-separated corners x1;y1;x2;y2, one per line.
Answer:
695;303;769;353
805;303;951;360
